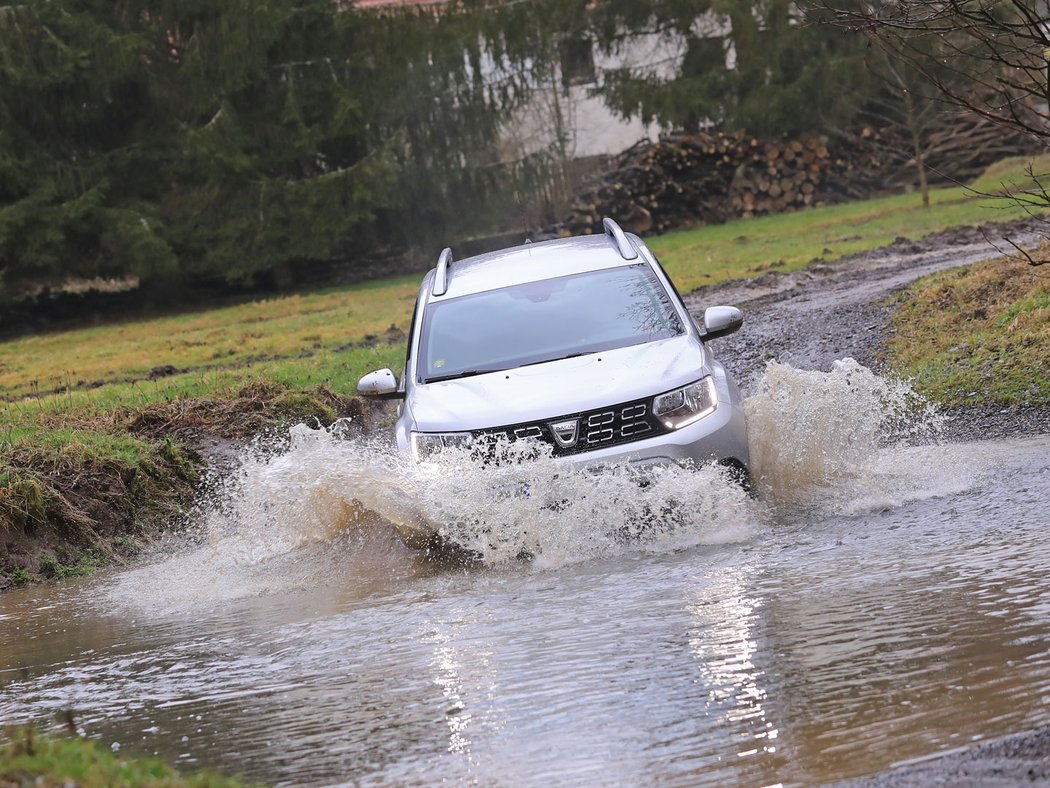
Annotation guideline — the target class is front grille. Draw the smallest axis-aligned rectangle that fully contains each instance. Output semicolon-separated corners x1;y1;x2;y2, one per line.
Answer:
475;395;669;457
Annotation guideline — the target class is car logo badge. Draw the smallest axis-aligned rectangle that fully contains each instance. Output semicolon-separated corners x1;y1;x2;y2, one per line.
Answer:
550;419;580;448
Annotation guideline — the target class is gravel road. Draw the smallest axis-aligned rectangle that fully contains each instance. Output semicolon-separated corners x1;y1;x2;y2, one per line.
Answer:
833;725;1050;787
683;216;1050;441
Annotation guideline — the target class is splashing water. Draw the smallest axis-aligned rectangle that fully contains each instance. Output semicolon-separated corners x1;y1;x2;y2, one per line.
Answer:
105;431;753;612
409;439;753;566
105;360;991;612
743;358;975;514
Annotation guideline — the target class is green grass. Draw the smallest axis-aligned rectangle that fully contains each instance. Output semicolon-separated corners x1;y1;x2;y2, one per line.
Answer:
1;727;250;787
8;567;29;584
648;153;1050;293
887;250;1050;406
0;275;419;402
39;549;105;579
1;424;156;462
970;154;1050;197
1;343;405;427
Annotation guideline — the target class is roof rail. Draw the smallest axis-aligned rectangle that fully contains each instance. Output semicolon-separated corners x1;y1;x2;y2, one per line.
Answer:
432;247;453;296
602;217;639;260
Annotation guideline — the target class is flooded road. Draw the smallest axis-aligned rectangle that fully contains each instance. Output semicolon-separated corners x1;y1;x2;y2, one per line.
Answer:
2;363;1050;786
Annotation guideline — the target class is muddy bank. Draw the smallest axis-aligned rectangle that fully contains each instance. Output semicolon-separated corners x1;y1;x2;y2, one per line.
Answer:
0;385;379;591
684;215;1050;441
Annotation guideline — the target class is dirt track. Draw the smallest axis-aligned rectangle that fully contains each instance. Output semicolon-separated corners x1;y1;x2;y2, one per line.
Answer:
684;215;1050;441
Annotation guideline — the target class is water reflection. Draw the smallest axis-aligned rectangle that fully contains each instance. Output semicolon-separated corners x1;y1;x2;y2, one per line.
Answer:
686;566;781;770
422;610;492;759
761;498;1050;783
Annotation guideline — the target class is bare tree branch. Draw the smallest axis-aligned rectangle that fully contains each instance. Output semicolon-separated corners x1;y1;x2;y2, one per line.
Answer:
812;0;1050;264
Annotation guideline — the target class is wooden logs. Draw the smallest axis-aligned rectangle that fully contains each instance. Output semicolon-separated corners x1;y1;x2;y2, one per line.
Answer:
539;120;1034;238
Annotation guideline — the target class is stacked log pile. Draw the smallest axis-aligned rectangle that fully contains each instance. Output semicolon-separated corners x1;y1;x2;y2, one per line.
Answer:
540;121;1035;238
836;114;1035;194
727;136;836;216
542;131;853;237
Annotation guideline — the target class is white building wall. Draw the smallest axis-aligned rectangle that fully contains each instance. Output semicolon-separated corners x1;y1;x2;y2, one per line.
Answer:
500;11;730;160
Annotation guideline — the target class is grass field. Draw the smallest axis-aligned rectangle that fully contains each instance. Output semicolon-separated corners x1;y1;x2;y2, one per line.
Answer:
646;154;1049;289
0;280;417;403
1;154;1048;587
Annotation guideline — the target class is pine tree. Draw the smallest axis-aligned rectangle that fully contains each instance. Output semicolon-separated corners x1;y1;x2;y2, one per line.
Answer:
0;1;178;300
160;0;386;287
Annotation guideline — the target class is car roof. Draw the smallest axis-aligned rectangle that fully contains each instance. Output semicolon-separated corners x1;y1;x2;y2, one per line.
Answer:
431;233;648;300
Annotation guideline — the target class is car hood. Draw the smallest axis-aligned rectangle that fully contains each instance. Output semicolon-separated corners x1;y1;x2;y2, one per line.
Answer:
407;335;709;432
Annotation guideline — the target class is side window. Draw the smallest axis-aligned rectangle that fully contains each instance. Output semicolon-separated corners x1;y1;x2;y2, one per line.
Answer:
651;258;698;332
402;298;420;391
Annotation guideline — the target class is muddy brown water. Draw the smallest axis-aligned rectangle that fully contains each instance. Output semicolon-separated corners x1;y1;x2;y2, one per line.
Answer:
2;360;1049;787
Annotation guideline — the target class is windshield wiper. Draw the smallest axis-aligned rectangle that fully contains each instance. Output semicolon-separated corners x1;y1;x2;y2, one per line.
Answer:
424;368;506;383
520;351;592;368
426;352;592;382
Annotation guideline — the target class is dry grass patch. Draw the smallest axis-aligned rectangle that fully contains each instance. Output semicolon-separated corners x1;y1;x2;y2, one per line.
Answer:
888;249;1050;405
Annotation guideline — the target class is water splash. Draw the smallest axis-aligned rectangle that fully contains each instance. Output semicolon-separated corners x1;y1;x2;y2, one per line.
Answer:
103;359;994;612
742;358;977;515
409;440;754;567
99;426;427;613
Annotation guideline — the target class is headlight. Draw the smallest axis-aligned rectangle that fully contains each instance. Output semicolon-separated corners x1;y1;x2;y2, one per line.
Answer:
652;377;718;429
411;431;473;460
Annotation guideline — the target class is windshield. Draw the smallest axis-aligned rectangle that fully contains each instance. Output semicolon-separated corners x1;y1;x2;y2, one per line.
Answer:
418;263;684;383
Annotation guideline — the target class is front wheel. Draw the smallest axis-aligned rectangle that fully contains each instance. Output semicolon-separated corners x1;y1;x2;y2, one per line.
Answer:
718;459;753;496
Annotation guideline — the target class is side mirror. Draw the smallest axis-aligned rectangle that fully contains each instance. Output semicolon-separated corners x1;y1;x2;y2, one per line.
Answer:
357;368;403;399
702;306;743;340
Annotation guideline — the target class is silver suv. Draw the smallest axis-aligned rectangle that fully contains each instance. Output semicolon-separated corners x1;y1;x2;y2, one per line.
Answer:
359;219;750;541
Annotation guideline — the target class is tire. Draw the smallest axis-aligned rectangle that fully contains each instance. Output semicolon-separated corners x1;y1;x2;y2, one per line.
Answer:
718;459;753;496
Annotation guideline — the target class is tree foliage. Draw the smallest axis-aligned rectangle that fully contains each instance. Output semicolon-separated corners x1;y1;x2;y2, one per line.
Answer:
0;0;540;300
161;1;388;286
590;0;873;137
0;2;178;298
0;0;940;302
